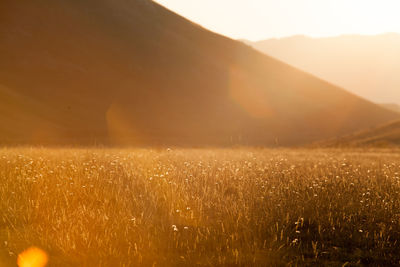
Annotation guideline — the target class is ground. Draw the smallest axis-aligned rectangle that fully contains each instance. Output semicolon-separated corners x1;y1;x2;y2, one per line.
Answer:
1;148;400;266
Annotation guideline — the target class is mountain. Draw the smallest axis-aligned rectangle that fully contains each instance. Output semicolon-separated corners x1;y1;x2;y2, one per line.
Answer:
245;34;400;105
320;120;400;147
381;103;400;114
0;0;398;146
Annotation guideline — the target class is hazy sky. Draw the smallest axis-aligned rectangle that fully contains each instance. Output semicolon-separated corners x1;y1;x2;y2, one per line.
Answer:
154;0;400;41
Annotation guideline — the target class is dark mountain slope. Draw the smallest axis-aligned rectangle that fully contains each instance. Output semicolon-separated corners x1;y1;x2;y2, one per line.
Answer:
0;0;398;146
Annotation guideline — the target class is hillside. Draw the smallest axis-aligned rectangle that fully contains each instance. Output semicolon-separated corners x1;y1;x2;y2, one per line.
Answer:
381;103;400;114
244;34;400;105
0;0;398;146
321;120;400;147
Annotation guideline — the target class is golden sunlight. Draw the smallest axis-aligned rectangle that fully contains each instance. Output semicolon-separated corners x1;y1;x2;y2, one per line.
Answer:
17;247;48;267
1;0;400;266
155;0;400;40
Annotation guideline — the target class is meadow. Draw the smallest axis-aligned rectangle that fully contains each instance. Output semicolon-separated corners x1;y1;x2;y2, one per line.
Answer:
1;148;400;266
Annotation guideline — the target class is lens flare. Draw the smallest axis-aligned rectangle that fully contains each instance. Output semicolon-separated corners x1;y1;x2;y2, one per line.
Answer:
17;247;48;267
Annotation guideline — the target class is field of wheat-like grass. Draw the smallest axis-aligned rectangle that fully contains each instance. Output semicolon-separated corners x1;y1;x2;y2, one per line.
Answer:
1;148;400;266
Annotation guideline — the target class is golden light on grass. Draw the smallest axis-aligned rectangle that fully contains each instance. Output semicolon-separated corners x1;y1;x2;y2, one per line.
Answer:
17;247;48;267
3;148;400;265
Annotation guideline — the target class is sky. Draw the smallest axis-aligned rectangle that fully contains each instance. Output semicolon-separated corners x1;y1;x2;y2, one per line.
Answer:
154;0;400;41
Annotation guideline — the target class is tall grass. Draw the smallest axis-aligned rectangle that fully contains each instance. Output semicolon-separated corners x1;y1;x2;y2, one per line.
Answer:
1;148;400;266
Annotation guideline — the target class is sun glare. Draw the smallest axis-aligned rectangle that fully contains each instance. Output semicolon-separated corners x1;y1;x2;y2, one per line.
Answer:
17;247;48;267
154;0;400;40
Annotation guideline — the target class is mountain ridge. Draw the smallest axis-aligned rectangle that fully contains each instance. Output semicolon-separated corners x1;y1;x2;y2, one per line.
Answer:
381;103;400;114
319;120;400;147
0;0;398;146
244;33;400;105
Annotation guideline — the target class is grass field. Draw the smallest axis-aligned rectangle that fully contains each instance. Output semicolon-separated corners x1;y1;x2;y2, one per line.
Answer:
1;148;400;266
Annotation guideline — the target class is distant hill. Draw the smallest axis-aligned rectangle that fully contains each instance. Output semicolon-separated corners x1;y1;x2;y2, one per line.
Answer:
0;0;398;146
381;104;400;114
320;120;400;147
244;34;400;105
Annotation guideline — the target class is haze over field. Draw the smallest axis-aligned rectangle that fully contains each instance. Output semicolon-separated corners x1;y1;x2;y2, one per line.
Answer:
244;34;400;105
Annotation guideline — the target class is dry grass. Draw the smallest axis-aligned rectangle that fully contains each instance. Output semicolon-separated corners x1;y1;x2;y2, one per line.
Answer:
1;148;400;266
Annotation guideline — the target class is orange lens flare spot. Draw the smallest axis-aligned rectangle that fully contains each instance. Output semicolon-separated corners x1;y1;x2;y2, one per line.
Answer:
229;65;275;119
17;247;49;267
